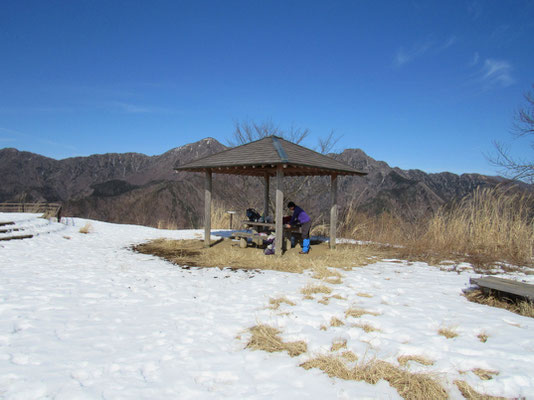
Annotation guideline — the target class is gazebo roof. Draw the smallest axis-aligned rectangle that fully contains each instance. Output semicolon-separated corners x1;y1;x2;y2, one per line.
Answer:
175;136;367;177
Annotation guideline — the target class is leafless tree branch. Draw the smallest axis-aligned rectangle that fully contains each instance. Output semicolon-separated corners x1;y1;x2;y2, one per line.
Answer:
490;84;534;183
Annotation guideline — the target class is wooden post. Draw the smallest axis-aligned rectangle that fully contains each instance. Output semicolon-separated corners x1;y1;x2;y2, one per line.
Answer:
204;170;212;247
275;166;284;256
264;173;270;218
330;174;338;249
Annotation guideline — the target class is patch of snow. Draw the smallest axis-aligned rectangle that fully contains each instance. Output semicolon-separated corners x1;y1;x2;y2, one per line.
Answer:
0;213;532;399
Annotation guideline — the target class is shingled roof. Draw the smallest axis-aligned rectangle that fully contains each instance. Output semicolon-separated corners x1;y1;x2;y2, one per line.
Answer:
175;136;367;177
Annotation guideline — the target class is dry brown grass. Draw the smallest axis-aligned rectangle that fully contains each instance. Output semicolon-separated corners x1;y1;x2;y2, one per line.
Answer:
397;355;435;367
356;292;373;298
133;238;380;273
330;338;347;352
477;332;489;343
465;289;534;318
79;222;92;234
210;201;236;229
330;317;345;327
300;355;447;400
339;186;534;270
472;368;499;381
341;350;358;362
156;219;179;230
268;297;296;310
345;307;380;319
438;326;458;339
331;294;346;300
454;380;508;400
311;264;343;281
353;322;381;333
301;284;332;296
246;324;307;357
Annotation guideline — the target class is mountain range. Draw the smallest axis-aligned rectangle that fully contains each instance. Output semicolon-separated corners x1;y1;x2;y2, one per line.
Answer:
0;138;509;227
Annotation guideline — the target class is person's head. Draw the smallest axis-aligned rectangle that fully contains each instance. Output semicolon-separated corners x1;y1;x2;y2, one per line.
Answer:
287;201;296;210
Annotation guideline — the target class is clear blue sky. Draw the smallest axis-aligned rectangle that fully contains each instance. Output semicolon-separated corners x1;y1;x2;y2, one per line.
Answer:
1;0;533;175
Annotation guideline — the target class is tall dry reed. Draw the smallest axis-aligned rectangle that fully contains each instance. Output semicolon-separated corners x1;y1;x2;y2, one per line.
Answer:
423;186;534;266
339;186;534;268
210;201;245;229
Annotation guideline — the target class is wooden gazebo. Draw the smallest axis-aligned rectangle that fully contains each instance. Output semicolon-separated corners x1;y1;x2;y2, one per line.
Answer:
175;136;366;255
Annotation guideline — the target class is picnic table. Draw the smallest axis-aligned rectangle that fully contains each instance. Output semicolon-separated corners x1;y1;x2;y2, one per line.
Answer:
230;220;301;250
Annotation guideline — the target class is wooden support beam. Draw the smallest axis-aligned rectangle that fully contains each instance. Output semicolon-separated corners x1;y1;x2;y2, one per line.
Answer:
330;174;338;249
275;165;284;256
264;174;270;218
204;170;212;247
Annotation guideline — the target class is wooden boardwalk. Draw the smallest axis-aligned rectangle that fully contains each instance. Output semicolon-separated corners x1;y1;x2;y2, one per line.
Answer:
470;276;534;302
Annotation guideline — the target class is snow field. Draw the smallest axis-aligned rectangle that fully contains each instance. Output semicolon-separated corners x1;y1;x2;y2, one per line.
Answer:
0;214;533;399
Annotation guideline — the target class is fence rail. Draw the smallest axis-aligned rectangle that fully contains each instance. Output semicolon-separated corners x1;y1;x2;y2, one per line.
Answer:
0;203;62;219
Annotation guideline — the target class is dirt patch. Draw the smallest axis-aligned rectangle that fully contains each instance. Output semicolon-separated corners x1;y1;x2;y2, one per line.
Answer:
133;237;382;273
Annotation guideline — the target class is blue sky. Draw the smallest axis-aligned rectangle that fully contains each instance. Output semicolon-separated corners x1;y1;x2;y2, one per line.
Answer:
1;0;533;175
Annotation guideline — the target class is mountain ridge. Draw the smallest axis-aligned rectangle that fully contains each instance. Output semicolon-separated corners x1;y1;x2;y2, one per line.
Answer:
0;138;510;227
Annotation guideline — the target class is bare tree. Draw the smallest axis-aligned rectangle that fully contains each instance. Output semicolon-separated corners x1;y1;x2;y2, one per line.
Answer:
228;120;309;147
491;84;534;182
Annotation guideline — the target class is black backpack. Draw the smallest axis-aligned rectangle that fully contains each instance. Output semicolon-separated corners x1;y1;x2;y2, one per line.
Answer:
246;208;261;222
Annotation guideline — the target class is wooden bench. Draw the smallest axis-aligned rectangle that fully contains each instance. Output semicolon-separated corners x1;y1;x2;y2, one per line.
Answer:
470;276;534;302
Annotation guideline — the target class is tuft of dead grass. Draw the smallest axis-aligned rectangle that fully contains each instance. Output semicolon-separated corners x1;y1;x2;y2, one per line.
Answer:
301;284;332;296
79;222;92;234
318;297;330;305
472;368;499;381
438;326;458;339
330;338;347;352
465;289;534;318
330;317;345;327
246;324;307;357
353;322;381;333
133;238;380;273
331;294;346;300
341;351;358;362
454;380;508;400
345;307;380;319
268;297;296;310
477;332;489;343
301;355;447;400
397;355;435;367
356;292;373;298
311;264;343;282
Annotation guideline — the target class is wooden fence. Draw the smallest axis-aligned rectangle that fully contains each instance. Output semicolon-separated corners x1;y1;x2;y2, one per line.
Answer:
0;203;62;219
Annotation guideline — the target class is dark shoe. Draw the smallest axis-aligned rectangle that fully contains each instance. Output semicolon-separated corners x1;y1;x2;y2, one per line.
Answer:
299;250;309;254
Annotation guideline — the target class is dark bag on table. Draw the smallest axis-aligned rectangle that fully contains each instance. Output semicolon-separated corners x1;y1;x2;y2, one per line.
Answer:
246;208;261;222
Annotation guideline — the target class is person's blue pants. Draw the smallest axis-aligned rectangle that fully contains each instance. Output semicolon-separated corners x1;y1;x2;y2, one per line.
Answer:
302;238;310;253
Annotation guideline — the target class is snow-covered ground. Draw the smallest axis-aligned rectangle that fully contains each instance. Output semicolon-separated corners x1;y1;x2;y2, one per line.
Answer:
0;213;532;399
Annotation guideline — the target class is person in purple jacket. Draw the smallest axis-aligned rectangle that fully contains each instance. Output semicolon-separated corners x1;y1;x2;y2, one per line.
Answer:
285;201;312;254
